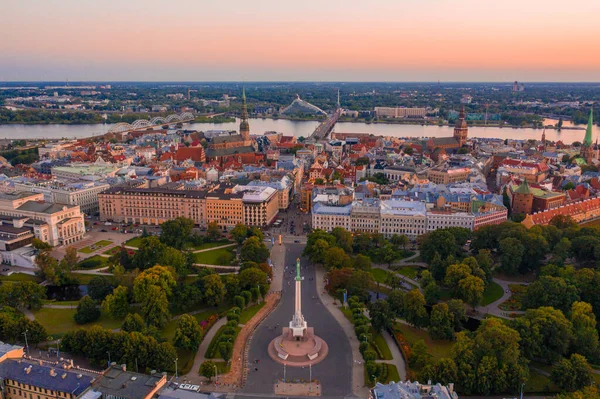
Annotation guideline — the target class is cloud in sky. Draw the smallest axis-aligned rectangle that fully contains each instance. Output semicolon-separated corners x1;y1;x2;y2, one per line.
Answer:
2;0;600;81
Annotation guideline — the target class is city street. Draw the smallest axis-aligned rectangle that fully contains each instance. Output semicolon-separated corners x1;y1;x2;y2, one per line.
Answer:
241;243;353;398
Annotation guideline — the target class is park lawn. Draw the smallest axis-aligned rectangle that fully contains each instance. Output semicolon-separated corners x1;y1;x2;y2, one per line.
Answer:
239;302;265;324
369;268;389;284
33;307;123;337
0;273;39;283
176;348;195;375
368;281;392;295
393;322;454;361
394;266;419;279
371;330;393;360
525;370;558;394
124;237;143;248
103;247;121;256
481;281;504;306
192;248;234;265
385;364;401;384
68;273;98;284
205;326;242;359
78;240;113;254
213;360;231;374
77;255;108;269
339;306;354;323
43;300;80;306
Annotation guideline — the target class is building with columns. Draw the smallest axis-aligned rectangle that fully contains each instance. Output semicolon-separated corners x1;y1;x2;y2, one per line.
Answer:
0;191;85;246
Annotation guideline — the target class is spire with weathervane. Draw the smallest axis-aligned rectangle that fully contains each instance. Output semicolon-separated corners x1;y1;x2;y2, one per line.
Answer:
240;83;250;141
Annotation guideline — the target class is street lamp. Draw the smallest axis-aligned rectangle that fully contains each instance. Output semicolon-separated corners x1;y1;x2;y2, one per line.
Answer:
106;351;111;368
23;329;29;354
174;358;178;380
56;339;61;358
520;382;525;399
213;364;218;385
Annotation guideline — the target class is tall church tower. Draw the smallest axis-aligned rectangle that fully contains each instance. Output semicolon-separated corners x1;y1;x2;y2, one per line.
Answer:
453;106;469;147
580;109;595;164
240;85;250;141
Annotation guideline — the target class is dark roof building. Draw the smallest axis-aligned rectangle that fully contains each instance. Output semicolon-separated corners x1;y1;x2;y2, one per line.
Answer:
92;365;167;399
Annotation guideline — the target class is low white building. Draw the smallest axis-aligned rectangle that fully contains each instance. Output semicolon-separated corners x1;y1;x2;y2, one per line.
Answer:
371;380;458;399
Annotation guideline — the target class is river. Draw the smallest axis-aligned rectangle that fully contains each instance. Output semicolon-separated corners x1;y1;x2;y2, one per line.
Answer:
0;117;597;144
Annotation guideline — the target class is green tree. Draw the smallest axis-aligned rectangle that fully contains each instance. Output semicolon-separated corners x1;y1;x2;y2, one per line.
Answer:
553;237;572;265
429;303;455;340
74;295;100;325
102;285;130;318
324;247;351;270
410;339;432;368
444;263;472;294
556;386;600;399
387;290;405;317
390;234;409;250
174;314;202;351
570;301;600;361
140;285;171;328
121;313;145;332
458;275;485;310
0;281;46;311
522;276;579;314
160;217;194;249
240;236;270;263
353;254;372;270
499;237;525;275
369;300;393;333
447;299;467;332
207;221;221;242
307;238;329;264
571;236;600;262
424;282;441;305
404;289;429;328
513;306;573;364
199;360;217;381
551;354;594;392
218;342;233;361
239;267;268;291
429;252;446;282
62;246;80;270
87;276;114;302
230;224;249;245
202;274;226;306
419;230;457;264
331;227;353;253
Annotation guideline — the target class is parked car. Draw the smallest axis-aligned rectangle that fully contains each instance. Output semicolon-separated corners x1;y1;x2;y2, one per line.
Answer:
100;229;107;232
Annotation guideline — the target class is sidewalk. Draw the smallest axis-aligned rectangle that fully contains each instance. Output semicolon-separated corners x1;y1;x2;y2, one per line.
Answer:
184;317;227;383
315;266;370;398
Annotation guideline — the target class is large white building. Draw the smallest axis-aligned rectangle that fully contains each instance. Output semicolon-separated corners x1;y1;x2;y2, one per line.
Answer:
371;381;458;399
0;191;85;246
311;203;352;231
380;200;427;239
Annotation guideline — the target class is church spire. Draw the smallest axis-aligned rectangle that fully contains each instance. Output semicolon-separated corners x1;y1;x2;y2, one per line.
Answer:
239;83;250;141
584;108;594;146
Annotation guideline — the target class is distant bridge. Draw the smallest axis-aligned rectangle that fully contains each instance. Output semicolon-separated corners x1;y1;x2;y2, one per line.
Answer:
310;108;342;140
107;112;195;134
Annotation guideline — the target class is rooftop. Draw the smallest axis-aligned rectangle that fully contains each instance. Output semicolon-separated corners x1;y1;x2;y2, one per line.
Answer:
93;366;165;399
0;359;94;397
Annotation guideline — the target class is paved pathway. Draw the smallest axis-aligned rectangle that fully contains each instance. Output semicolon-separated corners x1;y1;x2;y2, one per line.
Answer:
474;278;529;319
315;265;370;398
184;317;227;382
381;330;406;382
191;243;237;253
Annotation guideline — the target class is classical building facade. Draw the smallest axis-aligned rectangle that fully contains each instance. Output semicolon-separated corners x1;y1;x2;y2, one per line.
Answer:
0;192;84;246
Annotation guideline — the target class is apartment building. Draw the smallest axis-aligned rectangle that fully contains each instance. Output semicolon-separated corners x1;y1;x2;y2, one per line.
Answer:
99;184;278;230
0;192;84;246
312;203;352;231
427;167;471;185
350;199;380;233
374;107;426;118
99;187;207;227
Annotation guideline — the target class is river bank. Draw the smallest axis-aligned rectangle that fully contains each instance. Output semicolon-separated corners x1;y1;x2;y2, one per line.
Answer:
0;117;596;144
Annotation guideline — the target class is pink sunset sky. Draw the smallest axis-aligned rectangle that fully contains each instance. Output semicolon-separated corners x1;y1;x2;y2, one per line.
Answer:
2;0;600;81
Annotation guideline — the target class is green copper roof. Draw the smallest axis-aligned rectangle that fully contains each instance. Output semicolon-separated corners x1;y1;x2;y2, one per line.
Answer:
296;258;301;281
514;179;532;195
584;109;594;146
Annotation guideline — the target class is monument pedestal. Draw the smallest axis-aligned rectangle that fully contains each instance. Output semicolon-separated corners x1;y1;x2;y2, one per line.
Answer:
268;257;328;367
268;327;328;366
